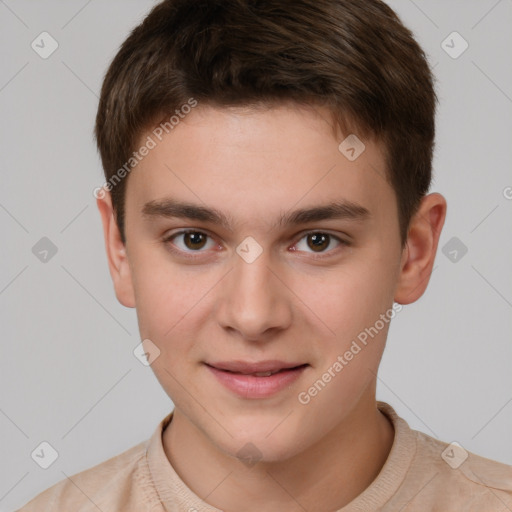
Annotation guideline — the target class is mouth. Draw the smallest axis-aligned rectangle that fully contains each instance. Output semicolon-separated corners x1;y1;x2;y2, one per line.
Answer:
205;360;309;375
204;361;310;398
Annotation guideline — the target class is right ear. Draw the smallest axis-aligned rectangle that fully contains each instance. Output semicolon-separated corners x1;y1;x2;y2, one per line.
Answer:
96;190;136;308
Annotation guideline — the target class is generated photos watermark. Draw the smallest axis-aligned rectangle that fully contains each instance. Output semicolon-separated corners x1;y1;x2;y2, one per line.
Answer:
298;303;403;405
93;98;198;199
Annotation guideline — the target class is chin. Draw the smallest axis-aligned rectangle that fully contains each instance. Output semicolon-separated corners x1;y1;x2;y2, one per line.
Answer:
217;430;307;466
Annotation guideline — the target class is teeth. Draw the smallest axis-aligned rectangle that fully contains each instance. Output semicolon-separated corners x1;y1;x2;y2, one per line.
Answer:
253;371;276;377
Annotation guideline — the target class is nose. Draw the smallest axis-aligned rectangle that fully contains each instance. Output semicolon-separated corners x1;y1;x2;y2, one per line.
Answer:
216;248;293;342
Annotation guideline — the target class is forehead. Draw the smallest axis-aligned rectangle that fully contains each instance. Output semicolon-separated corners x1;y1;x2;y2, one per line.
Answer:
125;103;395;230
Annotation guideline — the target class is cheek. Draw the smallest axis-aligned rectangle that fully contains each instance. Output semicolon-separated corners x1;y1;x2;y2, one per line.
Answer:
130;250;225;358
291;257;397;341
289;249;398;400
130;258;209;400
129;250;196;339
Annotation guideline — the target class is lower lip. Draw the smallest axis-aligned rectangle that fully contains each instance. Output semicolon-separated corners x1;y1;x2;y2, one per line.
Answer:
206;364;308;399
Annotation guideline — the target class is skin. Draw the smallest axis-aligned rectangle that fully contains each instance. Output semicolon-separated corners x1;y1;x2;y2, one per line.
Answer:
97;103;446;511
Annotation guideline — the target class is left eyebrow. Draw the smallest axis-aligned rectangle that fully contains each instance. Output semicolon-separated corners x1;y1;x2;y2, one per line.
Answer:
277;200;370;228
141;197;370;230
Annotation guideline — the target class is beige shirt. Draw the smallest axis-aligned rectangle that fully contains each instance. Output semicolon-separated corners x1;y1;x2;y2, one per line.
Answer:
17;401;512;511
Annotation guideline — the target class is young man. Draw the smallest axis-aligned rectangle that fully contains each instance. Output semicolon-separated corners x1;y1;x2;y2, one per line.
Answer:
18;0;512;510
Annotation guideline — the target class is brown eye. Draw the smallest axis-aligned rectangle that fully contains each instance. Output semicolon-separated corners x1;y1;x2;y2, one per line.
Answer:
183;232;208;250
166;230;216;253
307;233;330;252
294;232;344;255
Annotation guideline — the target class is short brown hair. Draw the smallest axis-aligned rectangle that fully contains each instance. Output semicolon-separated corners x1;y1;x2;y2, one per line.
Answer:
95;0;437;246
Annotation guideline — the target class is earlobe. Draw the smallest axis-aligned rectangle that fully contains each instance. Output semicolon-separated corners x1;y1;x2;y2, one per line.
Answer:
96;192;136;308
394;193;447;305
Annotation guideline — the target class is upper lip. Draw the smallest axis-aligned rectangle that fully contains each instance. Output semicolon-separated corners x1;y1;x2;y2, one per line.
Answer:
206;360;307;374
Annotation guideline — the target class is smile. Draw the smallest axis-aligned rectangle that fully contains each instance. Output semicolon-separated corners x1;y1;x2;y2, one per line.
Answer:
205;363;309;399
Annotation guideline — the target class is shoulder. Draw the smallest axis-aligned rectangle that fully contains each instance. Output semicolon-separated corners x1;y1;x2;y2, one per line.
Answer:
414;429;512;487
410;429;512;509
16;440;161;512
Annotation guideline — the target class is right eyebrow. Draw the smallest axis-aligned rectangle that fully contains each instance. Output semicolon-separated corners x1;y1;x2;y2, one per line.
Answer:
142;198;234;227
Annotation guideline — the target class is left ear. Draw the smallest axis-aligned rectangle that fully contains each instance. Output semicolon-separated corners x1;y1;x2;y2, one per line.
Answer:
394;192;447;304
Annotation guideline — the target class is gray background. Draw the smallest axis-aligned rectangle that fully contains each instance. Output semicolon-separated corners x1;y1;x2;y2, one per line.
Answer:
1;0;511;509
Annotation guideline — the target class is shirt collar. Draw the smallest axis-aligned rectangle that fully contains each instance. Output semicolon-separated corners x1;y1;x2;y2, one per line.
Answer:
145;401;416;511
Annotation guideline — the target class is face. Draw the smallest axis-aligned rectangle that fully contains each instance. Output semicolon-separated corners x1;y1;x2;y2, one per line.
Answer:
108;103;408;461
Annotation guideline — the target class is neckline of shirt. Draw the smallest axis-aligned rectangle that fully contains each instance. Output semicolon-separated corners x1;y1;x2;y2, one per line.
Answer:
144;400;417;511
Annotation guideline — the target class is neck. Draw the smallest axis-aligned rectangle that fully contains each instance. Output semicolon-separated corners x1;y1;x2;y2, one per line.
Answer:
162;395;394;511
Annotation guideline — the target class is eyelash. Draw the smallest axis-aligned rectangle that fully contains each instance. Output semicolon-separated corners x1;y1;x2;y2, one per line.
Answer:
162;229;350;260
